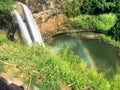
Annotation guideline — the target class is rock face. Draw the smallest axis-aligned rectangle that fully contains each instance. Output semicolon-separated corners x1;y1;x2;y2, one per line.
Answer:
26;0;57;13
7;0;66;41
25;0;67;33
27;0;60;23
14;0;58;21
13;2;24;18
38;14;66;33
14;0;66;33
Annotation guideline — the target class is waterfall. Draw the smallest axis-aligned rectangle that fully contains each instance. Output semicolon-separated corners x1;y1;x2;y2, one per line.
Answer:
14;9;32;45
14;3;45;46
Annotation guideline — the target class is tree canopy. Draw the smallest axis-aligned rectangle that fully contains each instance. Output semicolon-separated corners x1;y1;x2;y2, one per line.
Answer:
0;0;15;26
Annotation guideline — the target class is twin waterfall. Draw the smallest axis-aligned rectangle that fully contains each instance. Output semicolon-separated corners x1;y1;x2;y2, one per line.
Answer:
14;3;45;46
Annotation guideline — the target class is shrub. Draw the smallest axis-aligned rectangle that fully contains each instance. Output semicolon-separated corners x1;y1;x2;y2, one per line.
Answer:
110;74;120;90
94;13;117;32
73;15;95;31
73;13;117;33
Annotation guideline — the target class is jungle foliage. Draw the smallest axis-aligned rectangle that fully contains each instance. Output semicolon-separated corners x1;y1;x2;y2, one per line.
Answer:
61;0;120;41
0;0;15;26
108;13;120;41
73;13;117;33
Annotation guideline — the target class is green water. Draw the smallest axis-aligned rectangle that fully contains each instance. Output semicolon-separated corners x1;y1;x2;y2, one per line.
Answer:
81;38;120;79
51;35;120;79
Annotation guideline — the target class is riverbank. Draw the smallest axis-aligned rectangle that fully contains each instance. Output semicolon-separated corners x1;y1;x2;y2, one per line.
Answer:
64;31;120;49
99;34;120;48
79;32;120;49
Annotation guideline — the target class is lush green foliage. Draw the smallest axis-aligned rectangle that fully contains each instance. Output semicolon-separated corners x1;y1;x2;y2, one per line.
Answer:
0;0;14;10
109;0;120;41
73;15;95;31
61;0;82;17
80;0;116;14
112;0;120;13
0;0;15;26
61;0;120;41
99;34;120;48
61;0;118;17
73;13;117;33
0;35;112;90
79;0;120;41
110;74;120;90
108;13;120;41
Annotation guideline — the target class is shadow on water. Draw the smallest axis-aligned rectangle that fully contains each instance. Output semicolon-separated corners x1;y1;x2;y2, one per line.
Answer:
51;34;120;80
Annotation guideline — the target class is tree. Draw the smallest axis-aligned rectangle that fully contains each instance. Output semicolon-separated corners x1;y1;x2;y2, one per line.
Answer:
61;0;83;17
0;0;15;26
109;13;120;41
80;0;116;14
108;0;120;41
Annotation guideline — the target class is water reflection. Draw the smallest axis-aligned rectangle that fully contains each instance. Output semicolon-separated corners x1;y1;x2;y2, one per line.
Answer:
51;35;120;79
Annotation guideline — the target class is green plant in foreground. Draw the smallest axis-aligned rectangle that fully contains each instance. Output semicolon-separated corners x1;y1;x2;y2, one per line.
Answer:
0;62;5;73
1;35;120;90
110;74;120;90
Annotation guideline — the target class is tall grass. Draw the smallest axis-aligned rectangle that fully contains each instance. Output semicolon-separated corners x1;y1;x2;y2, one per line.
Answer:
0;35;120;90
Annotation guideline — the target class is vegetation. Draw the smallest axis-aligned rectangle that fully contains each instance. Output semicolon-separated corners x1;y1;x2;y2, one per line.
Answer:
0;0;120;90
61;0;82;17
0;34;116;90
0;0;15;26
108;15;120;41
80;0;120;41
73;13;117;33
0;34;120;89
99;34;120;48
60;0;120;41
61;0;118;17
80;0;116;14
110;74;120;90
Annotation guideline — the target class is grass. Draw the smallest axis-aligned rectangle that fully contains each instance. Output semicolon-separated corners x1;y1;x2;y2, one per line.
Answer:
0;34;120;90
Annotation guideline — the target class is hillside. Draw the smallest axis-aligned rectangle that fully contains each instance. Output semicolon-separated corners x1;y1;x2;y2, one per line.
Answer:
0;0;120;90
0;34;120;90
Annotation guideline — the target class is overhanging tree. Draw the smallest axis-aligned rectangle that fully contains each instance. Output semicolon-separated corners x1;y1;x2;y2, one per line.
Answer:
0;0;15;26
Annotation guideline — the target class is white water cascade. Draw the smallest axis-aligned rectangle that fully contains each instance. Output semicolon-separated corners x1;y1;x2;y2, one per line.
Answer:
14;3;45;46
14;9;32;45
